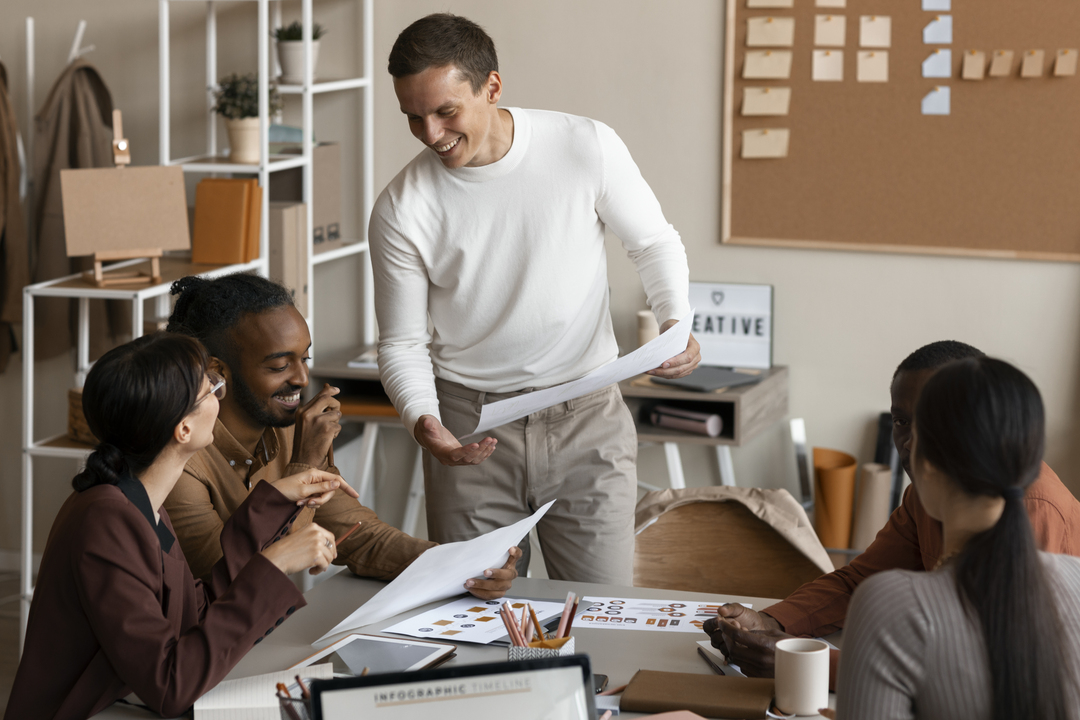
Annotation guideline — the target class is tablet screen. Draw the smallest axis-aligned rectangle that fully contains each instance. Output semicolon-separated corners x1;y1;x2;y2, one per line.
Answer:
299;635;452;676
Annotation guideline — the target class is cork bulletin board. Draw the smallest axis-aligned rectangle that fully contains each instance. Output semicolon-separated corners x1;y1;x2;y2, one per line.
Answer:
721;0;1080;261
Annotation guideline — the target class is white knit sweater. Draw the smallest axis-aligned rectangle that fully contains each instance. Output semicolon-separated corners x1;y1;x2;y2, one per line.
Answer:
369;107;691;434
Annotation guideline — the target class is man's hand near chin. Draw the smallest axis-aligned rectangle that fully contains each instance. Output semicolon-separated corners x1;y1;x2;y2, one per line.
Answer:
414;414;497;467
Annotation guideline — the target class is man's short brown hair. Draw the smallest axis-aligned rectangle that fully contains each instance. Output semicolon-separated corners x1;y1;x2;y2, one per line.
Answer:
388;13;498;94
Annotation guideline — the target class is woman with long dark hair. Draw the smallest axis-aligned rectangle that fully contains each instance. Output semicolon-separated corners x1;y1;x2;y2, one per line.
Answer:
5;333;357;719
836;357;1080;719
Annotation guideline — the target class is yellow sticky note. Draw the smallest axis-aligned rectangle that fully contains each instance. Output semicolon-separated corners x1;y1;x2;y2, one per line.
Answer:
741;87;792;116
856;51;888;82
1054;49;1078;77
747;17;796;47
961;50;986;80
860;16;891;49
741;129;790;159
814;15;846;47
988;50;1014;77
1021;50;1045;78
812;50;844;81
743;50;794;79
747;0;794;7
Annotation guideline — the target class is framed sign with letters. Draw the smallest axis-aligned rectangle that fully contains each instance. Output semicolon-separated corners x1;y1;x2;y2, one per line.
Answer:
688;282;773;369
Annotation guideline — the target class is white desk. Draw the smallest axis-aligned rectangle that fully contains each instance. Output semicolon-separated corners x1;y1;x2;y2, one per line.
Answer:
93;575;830;718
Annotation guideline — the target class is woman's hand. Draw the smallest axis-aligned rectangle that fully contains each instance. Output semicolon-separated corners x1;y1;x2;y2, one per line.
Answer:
271;468;359;508
463;547;521;600
262;523;337;576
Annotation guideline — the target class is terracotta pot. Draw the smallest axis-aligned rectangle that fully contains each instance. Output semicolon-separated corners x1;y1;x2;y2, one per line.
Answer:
225;117;261;164
277;39;321;84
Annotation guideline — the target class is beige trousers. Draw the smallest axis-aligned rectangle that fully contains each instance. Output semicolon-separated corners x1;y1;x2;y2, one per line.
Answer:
426;378;638;584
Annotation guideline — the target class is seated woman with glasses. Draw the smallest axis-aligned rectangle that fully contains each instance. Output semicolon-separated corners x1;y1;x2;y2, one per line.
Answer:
835;357;1080;720
5;333;358;720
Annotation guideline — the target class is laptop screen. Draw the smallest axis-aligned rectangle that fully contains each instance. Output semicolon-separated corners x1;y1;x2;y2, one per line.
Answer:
312;656;596;720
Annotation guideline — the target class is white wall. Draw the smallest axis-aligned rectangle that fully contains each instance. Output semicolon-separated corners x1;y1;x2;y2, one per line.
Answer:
2;0;1078;554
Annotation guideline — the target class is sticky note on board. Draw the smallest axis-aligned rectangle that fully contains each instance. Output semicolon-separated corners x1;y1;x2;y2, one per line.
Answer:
856;51;888;82
921;86;950;115
860;16;891;49
747;0;794;8
923;16;953;45
741;87;792;116
742;129;790;159
812;50;844;81
988;50;1014;77
747;17;796;47
814;15;846;47
923;49;953;78
1020;50;1045;78
922;0;950;9
743;50;793;79
1055;49;1079;77
816;0;845;7
961;51;986;80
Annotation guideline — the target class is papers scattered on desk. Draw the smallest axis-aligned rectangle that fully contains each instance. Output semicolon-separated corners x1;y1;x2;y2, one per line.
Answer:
193;663;332;719
384;596;567;645
576;597;751;634
347;347;379;369
315;501;555;644
465;310;694;438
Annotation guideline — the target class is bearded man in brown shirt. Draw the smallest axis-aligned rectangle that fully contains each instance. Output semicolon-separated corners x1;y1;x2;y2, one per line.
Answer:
164;273;518;597
705;340;1080;687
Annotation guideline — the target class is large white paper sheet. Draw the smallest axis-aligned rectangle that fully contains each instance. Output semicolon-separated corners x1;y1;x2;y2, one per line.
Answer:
384;596;567;645
316;501;555;644
467;309;694;438
576;597;750;634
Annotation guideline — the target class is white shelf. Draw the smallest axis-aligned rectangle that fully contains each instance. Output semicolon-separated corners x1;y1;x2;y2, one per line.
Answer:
312;239;369;264
278;77;370;94
27;435;95;460
168;153;308;174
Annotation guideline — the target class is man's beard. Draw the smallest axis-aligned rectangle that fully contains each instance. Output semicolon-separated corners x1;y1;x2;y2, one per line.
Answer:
231;373;300;429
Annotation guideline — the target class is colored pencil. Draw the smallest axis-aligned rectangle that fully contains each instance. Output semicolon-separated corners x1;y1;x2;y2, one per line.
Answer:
500;602;524;646
295;675;311;699
528;603;544;642
563;595;581;636
556;591;576;638
598;683;627;697
520;606;529;636
276;683;292;698
361;667;370;677
335;522;362;547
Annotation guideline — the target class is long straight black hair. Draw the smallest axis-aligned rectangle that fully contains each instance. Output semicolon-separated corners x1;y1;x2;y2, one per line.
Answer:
915;357;1070;720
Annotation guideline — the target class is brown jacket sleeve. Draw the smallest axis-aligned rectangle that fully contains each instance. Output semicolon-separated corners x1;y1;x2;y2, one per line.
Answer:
73;482;304;717
764;484;927;637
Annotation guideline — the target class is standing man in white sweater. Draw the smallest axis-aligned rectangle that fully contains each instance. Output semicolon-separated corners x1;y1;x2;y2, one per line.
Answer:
371;13;699;584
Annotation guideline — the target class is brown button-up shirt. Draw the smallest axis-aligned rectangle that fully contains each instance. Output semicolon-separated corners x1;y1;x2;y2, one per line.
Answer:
165;419;435;583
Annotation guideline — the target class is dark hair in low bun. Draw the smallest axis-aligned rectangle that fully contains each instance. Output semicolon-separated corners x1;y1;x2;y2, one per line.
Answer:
72;333;209;492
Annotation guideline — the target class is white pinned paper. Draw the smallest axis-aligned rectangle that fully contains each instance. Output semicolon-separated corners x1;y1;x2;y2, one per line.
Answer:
747;16;796;47
814;15;846;47
922;49;953;78
923;15;953;44
857;51;889;82
813;49;844;81
921;86;950;115
860;16;891;49
922;0;950;10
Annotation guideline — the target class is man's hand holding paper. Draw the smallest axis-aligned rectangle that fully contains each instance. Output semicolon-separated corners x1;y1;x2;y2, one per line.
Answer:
646;317;702;379
414;413;498;467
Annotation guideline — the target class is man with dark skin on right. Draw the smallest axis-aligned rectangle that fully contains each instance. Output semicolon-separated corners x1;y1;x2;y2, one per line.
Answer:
704;340;1080;687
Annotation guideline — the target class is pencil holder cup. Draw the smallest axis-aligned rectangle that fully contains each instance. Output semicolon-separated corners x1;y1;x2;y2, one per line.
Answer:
508;636;575;661
279;696;312;720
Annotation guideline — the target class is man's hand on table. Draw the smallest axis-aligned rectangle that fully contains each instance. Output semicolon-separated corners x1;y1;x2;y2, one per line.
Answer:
415;414;497;466
703;604;791;678
646;319;701;379
463;546;521;600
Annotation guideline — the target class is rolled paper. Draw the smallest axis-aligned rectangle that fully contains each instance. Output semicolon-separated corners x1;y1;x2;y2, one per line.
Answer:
650;405;723;437
812;448;858;551
850;463;893;551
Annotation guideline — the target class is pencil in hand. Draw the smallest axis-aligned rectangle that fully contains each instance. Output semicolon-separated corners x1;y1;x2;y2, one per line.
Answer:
335;522;362;547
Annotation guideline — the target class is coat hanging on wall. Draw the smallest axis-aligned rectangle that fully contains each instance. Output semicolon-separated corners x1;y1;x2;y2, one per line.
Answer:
0;61;30;372
32;58;129;362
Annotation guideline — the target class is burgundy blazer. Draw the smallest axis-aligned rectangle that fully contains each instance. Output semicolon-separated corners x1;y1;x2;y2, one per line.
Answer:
5;475;307;719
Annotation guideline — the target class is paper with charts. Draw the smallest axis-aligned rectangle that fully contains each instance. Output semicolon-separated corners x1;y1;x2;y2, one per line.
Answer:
315;501;554;644
576;597;751;633
466;309;694;438
384;596;567;645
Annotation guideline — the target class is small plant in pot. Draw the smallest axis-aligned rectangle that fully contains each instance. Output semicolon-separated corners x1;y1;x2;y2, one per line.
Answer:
275;21;327;84
211;73;283;164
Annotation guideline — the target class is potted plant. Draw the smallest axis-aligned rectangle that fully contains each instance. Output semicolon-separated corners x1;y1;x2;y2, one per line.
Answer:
211;73;283;164
275;21;327;84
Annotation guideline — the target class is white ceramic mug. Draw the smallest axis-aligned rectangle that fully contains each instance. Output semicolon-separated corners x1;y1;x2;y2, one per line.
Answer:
774;638;830;716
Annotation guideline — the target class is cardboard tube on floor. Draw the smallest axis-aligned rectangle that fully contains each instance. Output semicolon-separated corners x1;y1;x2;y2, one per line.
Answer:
850;463;893;551
812;448;858;551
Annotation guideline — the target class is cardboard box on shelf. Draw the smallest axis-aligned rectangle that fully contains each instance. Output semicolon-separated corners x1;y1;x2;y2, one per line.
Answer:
269;142;342;251
191;178;261;264
269;201;310;317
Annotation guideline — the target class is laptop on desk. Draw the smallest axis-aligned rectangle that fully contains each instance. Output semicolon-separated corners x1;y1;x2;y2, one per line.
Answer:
311;655;598;720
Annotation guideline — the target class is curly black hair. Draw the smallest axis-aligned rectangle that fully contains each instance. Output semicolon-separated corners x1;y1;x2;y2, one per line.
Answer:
893;340;985;378
166;273;294;366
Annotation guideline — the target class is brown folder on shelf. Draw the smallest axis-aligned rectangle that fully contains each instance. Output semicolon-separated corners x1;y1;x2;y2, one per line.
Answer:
192;178;260;264
619;670;774;719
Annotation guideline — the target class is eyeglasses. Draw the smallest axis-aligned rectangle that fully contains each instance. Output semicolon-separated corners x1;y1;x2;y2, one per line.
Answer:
195;371;227;406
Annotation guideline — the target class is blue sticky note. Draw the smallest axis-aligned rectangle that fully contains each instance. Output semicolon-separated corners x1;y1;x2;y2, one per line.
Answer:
922;0;950;10
921;86;950;115
922;49;953;78
923;15;953;44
